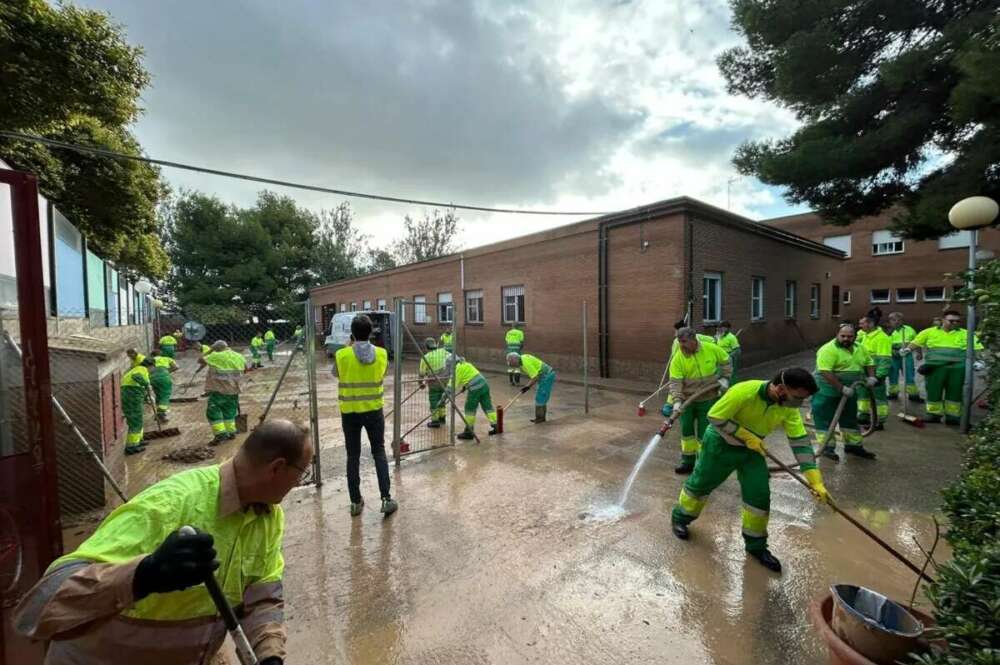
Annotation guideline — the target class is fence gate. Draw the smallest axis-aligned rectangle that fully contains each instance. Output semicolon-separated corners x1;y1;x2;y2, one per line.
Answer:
390;298;459;461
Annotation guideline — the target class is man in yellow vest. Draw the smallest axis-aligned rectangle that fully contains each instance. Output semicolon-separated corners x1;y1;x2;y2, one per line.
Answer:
671;368;829;573
14;419;309;665
886;312;922;403
440;329;454;352
666;327;732;474
264;328;277;362
505;324;525;385
856;315;892;430
126;347;145;368
250;332;265;369
419;337;449;427
715;321;742;381
149;349;179;422
901;309;984;425
121;357;155;455
442;354;498;438
158;332;178;359
812;324;878;461
506;352;556;423
335;315;397;516
199;340;246;444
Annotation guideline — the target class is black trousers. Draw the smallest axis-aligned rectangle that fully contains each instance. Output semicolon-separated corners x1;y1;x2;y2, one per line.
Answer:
342;409;391;503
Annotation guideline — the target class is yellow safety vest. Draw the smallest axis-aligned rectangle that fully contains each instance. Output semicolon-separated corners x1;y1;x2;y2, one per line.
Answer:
159;335;177;347
419;348;449;376
520;354;551;380
151;356;175;378
204;350;246;395
505;328;524;346
335;346;388;413
122;365;150;388
264;331;276;342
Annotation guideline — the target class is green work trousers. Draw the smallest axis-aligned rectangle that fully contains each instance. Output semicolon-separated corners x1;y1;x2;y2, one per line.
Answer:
506;343;522;379
150;374;173;415
888;354;918;397
250;346;262;367
856;379;887;423
924;364;964;424
811;391;863;451
729;348;741;383
206;392;240;437
671;429;770;552
266;340;276;361
463;384;496;428
428;384;445;422
121;386;146;446
679;397;715;467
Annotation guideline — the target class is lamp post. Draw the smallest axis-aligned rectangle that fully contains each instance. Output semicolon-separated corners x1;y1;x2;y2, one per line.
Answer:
133;278;153;352
947;196;999;433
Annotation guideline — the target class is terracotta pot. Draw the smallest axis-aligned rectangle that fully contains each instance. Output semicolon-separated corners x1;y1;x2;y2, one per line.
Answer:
810;595;938;665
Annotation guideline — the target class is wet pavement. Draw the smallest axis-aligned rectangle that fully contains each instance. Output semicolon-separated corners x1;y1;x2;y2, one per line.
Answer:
279;363;966;665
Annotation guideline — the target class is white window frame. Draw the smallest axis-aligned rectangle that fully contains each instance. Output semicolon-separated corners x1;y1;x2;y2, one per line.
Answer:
339;303;346;312
350;302;357;312
823;234;852;258
923;286;946;302
414;295;428;324
871;230;904;256
363;300;372;310
895;288;916;303
465;289;484;323
377;298;387;310
809;283;820;319
870;289;891;304
842;290;851;305
702;272;722;323
938;230;973;250
751;277;765;321
502;285;525;324
437;292;453;323
784;280;797;319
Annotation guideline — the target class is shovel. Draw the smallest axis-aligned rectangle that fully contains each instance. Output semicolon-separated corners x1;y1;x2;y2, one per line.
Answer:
144;387;181;440
172;365;204;403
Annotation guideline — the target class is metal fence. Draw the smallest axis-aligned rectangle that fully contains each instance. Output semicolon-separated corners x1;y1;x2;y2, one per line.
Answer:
390;299;461;460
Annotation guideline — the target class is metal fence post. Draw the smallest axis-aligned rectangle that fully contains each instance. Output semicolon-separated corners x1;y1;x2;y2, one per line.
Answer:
583;300;589;414
392;298;403;465
449;312;456;443
304;298;322;486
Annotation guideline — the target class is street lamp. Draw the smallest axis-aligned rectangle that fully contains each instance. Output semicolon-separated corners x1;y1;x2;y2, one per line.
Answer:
947;196;999;432
134;278;152;295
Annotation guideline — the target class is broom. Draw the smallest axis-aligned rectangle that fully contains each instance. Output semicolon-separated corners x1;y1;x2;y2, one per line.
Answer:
495;377;538;433
897;385;925;428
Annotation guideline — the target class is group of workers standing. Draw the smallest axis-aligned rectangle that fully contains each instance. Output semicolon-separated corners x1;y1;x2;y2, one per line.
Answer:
663;309;983;573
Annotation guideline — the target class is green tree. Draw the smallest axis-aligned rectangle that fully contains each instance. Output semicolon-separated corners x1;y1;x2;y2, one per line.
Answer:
313;202;369;284
719;1;1000;239
0;0;168;275
391;209;461;264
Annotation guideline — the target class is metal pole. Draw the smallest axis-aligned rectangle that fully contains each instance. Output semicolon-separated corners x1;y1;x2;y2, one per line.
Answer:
449;311;456;443
960;232;977;433
392;298;403;465
583;300;589;414
304;299;322;486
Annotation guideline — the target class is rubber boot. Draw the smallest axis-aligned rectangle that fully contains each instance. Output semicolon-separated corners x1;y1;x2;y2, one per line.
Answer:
844;445;877;460
674;461;694;475
820;446;840;462
509;373;514;386
457;428;475;440
125;444;146;456
531;405;546;423
671;521;689;540
515;373;521;386
749;549;782;573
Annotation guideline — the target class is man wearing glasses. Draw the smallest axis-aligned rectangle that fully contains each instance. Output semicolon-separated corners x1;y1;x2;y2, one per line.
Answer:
14;419;311;665
901;310;984;425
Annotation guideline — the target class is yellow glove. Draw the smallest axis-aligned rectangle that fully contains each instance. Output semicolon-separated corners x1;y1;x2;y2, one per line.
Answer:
803;469;832;504
735;427;766;456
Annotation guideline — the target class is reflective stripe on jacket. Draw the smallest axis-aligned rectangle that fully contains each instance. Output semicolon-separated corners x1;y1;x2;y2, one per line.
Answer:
204;350;246;395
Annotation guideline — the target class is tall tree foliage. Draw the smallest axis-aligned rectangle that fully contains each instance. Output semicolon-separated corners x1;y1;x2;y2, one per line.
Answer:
313;202;389;284
0;0;168;275
391;209;461;264
719;0;1000;239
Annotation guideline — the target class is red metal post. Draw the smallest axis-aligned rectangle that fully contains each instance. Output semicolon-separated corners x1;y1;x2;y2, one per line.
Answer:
0;169;62;567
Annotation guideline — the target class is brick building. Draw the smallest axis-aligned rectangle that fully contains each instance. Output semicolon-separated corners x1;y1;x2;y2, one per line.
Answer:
311;197;847;380
764;211;1000;328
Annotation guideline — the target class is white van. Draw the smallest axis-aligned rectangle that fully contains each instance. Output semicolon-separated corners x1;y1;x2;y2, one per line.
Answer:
324;310;395;358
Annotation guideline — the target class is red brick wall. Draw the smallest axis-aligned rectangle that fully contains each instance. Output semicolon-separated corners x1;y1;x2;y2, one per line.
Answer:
689;215;847;368
768;212;1000;329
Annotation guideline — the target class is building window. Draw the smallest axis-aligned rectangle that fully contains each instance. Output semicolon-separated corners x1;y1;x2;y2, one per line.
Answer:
923;286;946;302
377;298;387;310
871;230;905;256
414;295;428;323
842;290;851;304
340;303;346;312
751;277;765;321
363;300;372;310
832;286;841;317
784;280;797;318
502;285;525;324
465;289;484;323
823;234;852;258
810;283;821;319
870;289;891;304
938;230;973;250
896;288;916;303
702;272;722;323
437;292;453;323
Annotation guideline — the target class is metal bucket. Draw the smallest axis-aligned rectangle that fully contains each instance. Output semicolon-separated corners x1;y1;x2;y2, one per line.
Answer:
830;584;924;665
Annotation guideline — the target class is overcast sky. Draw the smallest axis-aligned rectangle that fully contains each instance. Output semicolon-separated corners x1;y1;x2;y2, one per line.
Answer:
77;0;808;251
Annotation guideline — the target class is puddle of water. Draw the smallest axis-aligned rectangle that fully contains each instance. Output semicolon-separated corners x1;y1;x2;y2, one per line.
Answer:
578;504;628;524
618;433;663;507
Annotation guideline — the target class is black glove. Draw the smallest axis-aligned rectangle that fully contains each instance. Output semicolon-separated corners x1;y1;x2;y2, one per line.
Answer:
133;528;219;600
520;386;530;394
259;658;283;665
917;364;934;376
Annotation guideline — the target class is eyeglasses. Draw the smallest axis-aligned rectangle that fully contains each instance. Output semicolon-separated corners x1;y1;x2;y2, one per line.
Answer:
288;461;310;479
944;319;961;324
